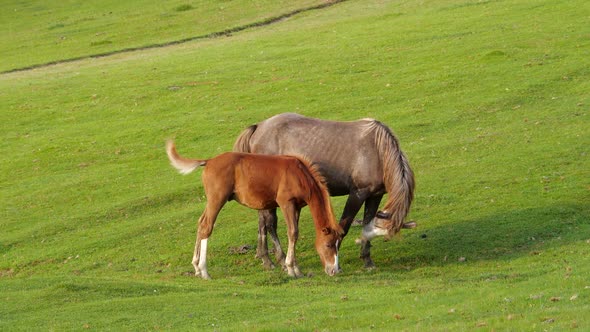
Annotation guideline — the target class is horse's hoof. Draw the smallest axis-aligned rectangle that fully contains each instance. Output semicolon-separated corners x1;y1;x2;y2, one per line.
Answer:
363;260;376;270
261;260;275;270
403;221;417;229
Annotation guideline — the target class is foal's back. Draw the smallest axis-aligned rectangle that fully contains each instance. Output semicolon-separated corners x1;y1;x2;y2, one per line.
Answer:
203;152;309;210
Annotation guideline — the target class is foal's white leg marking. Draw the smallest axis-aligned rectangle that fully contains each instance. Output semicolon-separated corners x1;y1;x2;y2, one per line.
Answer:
198;238;208;268
285;240;295;277
192;241;201;276
198;238;211;280
285;236;303;277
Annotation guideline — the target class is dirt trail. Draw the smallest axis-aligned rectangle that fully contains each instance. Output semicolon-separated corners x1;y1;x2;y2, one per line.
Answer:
2;1;346;75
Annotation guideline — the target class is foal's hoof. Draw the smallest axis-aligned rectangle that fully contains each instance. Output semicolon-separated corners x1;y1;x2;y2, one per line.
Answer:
195;269;211;280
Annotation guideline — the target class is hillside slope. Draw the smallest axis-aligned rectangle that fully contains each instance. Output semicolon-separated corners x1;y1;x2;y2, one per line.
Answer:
1;0;589;330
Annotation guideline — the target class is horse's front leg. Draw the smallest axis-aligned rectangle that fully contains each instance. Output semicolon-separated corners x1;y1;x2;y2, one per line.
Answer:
339;189;371;236
359;195;383;269
281;204;303;278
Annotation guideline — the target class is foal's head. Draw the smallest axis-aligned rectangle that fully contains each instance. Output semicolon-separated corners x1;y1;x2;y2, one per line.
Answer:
316;227;344;276
297;157;344;276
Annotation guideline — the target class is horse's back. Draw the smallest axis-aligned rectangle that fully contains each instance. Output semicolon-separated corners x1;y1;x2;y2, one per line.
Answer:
247;113;383;195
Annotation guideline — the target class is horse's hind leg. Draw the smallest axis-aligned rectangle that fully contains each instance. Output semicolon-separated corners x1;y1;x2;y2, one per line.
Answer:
257;209;285;270
256;210;273;269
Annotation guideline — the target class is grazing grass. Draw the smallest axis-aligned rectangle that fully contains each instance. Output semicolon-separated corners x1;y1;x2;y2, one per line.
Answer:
1;0;589;330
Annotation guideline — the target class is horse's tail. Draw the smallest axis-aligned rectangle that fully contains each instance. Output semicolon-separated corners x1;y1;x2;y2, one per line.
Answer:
232;124;257;153
372;121;415;237
166;140;207;175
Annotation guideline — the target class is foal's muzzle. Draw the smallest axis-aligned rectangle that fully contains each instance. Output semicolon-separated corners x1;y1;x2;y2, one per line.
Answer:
325;252;342;276
325;264;342;276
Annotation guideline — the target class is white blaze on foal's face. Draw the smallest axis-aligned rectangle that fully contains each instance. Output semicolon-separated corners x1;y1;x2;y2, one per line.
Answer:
334;239;340;271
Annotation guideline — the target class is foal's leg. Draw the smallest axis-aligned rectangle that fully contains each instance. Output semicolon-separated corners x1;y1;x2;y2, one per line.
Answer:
280;203;303;278
192;200;225;280
192;212;209;279
359;195;383;269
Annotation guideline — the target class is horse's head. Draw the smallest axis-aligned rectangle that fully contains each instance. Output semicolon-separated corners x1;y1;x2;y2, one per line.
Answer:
316;227;343;276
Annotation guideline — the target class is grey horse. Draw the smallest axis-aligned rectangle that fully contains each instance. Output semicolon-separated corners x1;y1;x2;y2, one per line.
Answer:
233;113;415;268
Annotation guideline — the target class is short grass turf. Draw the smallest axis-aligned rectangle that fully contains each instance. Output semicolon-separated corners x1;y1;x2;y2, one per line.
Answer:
1;0;589;330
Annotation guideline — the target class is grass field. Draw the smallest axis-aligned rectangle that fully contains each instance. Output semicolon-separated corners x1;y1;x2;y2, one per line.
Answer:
1;0;589;330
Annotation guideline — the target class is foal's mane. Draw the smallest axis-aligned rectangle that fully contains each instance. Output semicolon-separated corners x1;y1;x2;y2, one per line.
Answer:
292;155;341;232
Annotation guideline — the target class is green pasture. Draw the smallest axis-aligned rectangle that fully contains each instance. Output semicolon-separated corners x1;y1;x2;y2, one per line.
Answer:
1;0;589;330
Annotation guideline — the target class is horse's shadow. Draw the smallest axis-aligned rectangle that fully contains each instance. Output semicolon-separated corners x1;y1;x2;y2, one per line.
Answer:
345;203;588;271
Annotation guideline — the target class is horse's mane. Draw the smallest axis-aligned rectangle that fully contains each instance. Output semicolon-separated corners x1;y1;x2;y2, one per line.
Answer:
363;119;415;235
292;155;342;233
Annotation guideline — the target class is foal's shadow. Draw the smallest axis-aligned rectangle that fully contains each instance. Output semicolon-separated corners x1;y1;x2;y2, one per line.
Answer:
350;203;588;271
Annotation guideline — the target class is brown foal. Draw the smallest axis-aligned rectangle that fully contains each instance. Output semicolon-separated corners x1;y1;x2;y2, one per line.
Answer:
166;140;343;279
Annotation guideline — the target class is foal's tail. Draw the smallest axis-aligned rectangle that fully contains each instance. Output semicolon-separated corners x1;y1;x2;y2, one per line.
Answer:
166;140;207;175
232;124;257;153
